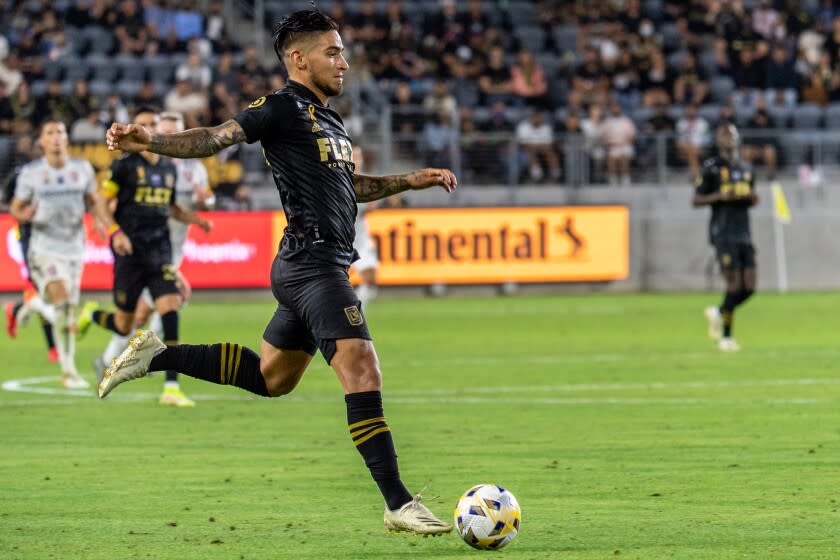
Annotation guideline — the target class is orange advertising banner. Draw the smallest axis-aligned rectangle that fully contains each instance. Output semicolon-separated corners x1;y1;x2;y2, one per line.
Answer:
358;206;629;284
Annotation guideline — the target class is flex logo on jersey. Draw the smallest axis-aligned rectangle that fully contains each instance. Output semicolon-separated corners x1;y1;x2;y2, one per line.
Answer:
308;104;323;133
317;136;354;168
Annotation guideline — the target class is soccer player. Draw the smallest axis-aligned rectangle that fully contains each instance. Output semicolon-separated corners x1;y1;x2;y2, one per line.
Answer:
351;145;379;309
8;120;105;387
2;167;59;362
92;110;213;407
77;106;211;406
100;10;456;535
693;123;758;352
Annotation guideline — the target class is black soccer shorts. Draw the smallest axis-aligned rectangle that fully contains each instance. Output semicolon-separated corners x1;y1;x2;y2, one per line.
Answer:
263;252;371;364
714;240;756;270
112;249;179;312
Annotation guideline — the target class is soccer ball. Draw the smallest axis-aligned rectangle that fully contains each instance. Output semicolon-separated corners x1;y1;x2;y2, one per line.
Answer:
454;484;521;550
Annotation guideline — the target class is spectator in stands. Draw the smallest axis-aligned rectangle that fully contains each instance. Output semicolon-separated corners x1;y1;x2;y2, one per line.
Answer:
511;49;548;108
516;109;560;183
752;0;780;39
205;1;227;50
173;2;205;48
9;81;36;134
640;102;676;168
99;93;129;127
0;47;24;94
569;47;607;109
164;79;208;127
602;102;636;186
422;110;456;168
133;81;163;110
741;97;778;180
710;38;735;78
70;110;106;144
67;80;99;123
676;103;710;178
459;106;492;182
114;0;148;56
350;0;388;46
640;50;672;107
238;43;267;87
733;42;767;108
0;80;14;135
176;50;212;91
423;79;457;117
382;0;411;50
610;50;640;111
208;82;238;125
765;44;799;106
214;51;241;95
673;52;709;106
582;103;607;182
391;80;421;153
215;182;253;211
800;51;832;105
35;80;74;126
478;45;514;106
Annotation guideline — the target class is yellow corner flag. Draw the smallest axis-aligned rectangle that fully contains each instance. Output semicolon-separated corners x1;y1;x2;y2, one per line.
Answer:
771;182;791;224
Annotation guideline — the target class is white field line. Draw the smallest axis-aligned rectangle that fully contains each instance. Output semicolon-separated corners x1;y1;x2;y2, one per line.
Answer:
2;375;839;407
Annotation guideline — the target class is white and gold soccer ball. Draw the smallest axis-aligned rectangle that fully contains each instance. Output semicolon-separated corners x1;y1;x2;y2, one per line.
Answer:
454;484;521;550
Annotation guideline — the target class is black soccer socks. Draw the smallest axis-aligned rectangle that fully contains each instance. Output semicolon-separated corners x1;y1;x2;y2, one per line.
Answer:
346;391;413;511
149;343;270;397
92;310;129;336
160;311;179;383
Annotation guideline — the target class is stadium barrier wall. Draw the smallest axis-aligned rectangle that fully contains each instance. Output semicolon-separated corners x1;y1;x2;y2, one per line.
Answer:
0;207;628;291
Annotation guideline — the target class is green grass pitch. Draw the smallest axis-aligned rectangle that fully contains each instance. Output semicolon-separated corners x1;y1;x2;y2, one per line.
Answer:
1;292;839;559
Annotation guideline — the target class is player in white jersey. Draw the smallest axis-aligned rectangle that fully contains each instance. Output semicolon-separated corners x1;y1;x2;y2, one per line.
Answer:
93;111;213;406
351;146;379;309
9;120;109;388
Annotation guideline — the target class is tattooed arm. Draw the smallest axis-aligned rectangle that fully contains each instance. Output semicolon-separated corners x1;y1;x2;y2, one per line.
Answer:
106;120;247;158
353;168;458;202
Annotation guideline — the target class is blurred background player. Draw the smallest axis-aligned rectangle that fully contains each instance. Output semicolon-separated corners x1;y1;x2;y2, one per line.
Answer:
2;161;58;363
77;107;211;405
351;145;379;309
693;123;758;352
92;111;213;406
8;120;103;388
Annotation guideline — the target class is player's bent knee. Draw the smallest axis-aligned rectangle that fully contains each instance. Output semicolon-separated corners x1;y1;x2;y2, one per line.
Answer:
259;362;305;397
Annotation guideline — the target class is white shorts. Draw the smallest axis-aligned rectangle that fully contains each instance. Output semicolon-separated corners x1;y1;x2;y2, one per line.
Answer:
27;250;83;304
353;235;379;272
608;145;634;159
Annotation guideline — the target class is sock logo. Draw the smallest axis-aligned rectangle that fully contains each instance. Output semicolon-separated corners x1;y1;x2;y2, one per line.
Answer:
344;305;364;326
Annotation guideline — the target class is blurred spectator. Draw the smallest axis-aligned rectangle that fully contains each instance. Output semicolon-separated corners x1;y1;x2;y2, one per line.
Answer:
733;43;767;108
478;45;514;106
710;39;735;78
800;51;832;105
422;111;456;168
765;45;799;106
570;48;607;109
114;0;148;55
0;47;23;93
602;102;636;185
610;50;640;110
9;81;36;134
239;44;267;87
215;182;253;211
391;81;421;152
741;97;778;180
676;103;709;178
423;79;457;116
173;3;205;47
752;0;780;40
176;51;212;91
209;82;238;124
70;111;106;144
511;49;548;107
643;103;676;134
67;80;99;123
99;93;130;127
214;51;241;95
459;106;497;182
349;0;387;45
36;80;75;125
717;104;736;126
640;50;672;107
334;99;364;138
164;79;209;126
515;109;560;183
673;53;709;106
0;81;13;134
205;1;227;50
133;81;163;110
582;104;607;182
640;103;676;168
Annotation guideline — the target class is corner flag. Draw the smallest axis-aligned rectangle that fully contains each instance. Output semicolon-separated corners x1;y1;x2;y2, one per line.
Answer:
771;182;791;224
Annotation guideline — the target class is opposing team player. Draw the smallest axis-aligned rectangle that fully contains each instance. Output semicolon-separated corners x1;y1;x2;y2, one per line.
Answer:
100;10;456;535
351;145;379;309
91;111;213;406
77;107;211;405
693;123;758;352
8;120;107;387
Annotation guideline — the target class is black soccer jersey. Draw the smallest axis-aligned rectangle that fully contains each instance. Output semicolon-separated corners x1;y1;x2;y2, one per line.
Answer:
233;81;357;265
694;156;755;244
101;152;177;253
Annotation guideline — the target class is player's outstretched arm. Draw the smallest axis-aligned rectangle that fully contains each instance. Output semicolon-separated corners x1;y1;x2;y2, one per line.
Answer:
106;120;247;158
353;168;457;202
171;203;212;233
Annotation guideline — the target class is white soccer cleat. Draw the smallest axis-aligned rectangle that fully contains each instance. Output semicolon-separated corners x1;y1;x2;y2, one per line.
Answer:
98;330;165;399
61;370;90;389
704;306;722;340
384;494;453;536
719;337;740;352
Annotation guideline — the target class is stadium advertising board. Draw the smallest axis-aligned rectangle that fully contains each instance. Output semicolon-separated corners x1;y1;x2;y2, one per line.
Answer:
0;206;628;291
361;206;629;284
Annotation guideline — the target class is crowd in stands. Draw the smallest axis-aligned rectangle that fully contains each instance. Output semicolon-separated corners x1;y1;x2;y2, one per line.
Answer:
0;0;839;189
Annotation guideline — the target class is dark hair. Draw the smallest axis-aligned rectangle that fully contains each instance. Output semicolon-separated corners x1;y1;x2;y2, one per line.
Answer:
272;9;339;64
133;105;160;117
36;118;67;137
